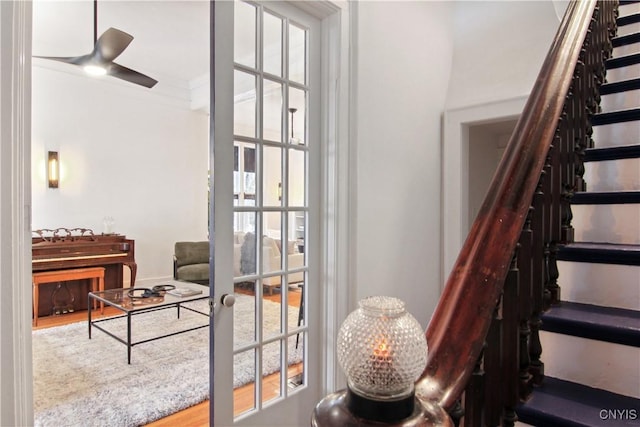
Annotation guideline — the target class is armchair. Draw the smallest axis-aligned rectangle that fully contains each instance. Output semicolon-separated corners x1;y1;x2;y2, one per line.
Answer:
173;241;210;286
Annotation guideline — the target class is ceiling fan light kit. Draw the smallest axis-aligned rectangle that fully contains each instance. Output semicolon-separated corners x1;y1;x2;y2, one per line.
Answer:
83;64;107;77
34;1;158;88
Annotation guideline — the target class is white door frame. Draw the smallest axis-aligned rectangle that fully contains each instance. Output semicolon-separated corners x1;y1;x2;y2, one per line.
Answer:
2;0;353;424
1;1;34;426
441;96;527;285
211;1;353;424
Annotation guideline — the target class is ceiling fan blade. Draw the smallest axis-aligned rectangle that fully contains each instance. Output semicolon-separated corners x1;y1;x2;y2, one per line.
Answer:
94;27;133;63
33;54;92;66
108;62;158;88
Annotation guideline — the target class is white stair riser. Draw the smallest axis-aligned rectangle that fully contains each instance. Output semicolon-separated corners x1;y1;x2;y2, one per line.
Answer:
557;261;640;310
606;62;640;83
571;204;640;245
601;88;640;111
583;158;640;192
612;42;640;59
540;331;640;398
617;18;640;37
592;122;640;148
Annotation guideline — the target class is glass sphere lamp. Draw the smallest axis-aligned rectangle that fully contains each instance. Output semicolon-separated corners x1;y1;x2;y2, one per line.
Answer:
312;296;452;426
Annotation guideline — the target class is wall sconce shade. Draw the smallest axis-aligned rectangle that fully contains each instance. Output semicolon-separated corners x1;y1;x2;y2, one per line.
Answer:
48;151;59;189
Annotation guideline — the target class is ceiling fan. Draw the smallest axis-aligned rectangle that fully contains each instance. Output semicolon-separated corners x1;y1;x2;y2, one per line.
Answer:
34;0;158;88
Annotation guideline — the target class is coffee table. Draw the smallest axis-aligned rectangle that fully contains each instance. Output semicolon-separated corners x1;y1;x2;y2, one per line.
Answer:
88;280;210;364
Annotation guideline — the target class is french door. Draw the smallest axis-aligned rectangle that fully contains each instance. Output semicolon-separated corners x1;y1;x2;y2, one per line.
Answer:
211;1;321;425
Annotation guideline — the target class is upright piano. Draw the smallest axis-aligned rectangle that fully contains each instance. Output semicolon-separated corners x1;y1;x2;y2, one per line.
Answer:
32;228;137;316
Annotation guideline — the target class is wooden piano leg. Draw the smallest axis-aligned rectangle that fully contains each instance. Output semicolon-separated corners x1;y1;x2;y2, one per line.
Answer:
124;262;137;287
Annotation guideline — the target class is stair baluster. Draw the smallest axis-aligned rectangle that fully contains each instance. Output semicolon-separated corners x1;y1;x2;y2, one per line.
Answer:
483;300;503;426
502;254;519;427
517;208;534;401
529;165;547;388
463;350;485;427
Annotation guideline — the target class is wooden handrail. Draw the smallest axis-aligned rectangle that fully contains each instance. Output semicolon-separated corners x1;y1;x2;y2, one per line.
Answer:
415;0;600;413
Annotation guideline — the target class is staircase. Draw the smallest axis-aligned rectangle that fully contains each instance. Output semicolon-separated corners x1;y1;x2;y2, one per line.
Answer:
517;2;640;426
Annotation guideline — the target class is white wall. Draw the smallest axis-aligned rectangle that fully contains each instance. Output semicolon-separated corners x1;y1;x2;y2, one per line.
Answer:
446;1;561;109
441;1;562;277
31;66;209;284
353;1;454;327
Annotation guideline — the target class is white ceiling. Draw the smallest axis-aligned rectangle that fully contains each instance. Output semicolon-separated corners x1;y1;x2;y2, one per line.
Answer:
32;0;210;89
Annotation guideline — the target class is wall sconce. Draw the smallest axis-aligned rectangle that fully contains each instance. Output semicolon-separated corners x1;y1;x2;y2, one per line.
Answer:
312;296;432;426
47;151;59;189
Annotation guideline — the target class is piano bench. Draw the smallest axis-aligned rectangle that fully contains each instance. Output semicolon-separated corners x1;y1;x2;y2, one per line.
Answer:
32;267;105;326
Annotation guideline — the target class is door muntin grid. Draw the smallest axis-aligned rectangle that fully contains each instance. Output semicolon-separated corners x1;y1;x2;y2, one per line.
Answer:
232;0;310;417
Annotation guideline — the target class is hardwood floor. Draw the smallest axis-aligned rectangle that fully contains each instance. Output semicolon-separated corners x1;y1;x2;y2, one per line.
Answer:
33;286;303;426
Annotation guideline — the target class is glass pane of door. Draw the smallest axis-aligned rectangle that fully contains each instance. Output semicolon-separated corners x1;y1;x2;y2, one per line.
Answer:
231;0;311;419
234;71;257;138
263;12;283;77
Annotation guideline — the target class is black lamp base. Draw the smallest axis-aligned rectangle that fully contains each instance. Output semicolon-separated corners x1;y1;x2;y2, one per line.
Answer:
311;387;453;427
346;388;415;422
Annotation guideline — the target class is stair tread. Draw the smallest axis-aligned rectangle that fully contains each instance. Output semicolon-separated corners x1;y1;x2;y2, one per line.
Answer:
601;78;640;95
592;108;640;126
557;242;640;266
541;301;640;347
612;33;640;48
606;52;640;69
618;13;640;26
571;190;640;204
584;144;640;161
517;377;640;427
560;242;640;251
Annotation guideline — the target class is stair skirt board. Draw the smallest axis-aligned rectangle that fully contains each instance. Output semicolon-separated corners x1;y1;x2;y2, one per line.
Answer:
516;377;640;427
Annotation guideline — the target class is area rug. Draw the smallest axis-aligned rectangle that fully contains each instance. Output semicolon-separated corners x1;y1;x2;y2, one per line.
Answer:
32;294;302;427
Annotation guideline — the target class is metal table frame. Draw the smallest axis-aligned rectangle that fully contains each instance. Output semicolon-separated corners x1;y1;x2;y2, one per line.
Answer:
88;284;210;364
